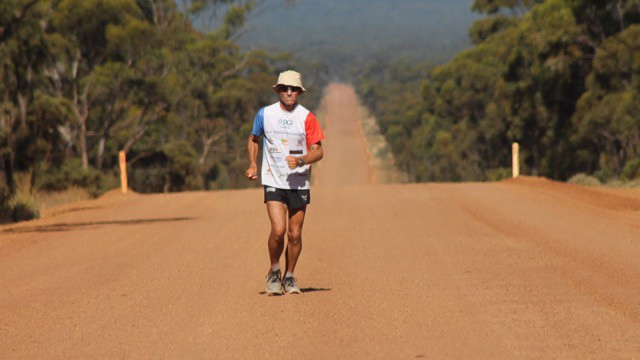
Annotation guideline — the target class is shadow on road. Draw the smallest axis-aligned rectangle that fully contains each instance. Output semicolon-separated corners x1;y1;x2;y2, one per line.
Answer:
0;217;194;235
259;287;332;296
300;287;332;293
47;206;102;216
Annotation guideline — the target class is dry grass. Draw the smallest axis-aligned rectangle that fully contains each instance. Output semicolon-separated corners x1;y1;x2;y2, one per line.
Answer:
568;173;640;189
7;172;41;221
15;171;92;215
38;186;92;212
2;172;94;223
356;103;409;184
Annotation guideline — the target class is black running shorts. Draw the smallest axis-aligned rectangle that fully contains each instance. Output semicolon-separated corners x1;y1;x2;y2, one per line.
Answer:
263;186;310;209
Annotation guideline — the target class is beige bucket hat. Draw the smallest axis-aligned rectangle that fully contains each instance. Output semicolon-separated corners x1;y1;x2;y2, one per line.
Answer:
273;70;306;93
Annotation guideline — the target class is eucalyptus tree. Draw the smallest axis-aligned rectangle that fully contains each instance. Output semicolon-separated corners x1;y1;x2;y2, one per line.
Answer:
501;0;640;178
0;0;56;194
0;0;303;199
44;0;152;171
390;26;518;182
568;0;640;176
118;1;278;191
175;3;277;189
356;0;640;182
468;0;544;45
91;10;164;170
391;0;542;181
573;24;640;177
493;0;588;177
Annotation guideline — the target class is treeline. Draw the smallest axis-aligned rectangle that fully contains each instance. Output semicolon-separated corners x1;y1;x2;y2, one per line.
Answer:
354;0;640;183
0;0;319;222
235;0;477;75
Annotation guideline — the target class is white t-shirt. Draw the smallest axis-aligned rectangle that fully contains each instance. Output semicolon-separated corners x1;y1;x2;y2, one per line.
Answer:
251;102;325;189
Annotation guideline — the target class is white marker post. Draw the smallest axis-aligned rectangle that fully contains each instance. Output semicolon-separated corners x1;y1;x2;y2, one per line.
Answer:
119;150;128;194
512;142;520;178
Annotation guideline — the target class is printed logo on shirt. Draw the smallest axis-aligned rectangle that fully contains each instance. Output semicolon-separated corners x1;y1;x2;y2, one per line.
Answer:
297;139;304;146
268;146;280;153
280;139;288;145
278;118;294;129
289;150;303;155
266;130;286;136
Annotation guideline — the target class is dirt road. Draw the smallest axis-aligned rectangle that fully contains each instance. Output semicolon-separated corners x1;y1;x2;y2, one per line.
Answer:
1;84;640;358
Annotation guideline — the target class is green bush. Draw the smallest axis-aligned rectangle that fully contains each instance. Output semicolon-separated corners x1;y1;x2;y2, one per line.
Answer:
164;141;198;191
622;158;640;181
485;167;511;181
9;190;40;222
127;142;199;193
12;201;39;222
129;165;169;193
39;158;118;197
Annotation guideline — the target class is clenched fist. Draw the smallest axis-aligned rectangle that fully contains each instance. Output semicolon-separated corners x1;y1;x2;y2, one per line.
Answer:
245;166;258;180
286;156;301;170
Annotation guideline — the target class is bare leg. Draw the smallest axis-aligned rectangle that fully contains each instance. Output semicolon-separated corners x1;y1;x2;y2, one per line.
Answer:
285;206;307;274
266;201;287;269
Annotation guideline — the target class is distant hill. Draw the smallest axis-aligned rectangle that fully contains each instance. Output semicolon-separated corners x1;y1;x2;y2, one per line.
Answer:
200;0;479;73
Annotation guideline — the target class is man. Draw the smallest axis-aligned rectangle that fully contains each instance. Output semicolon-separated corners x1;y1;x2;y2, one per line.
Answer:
245;70;325;295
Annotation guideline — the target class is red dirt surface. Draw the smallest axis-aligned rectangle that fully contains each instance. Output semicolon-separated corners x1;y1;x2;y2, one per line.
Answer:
1;84;639;358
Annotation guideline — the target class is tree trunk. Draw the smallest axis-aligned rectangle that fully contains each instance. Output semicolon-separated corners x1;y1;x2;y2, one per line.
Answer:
80;119;88;170
198;131;226;166
163;173;170;193
615;0;625;31
1;111;16;195
17;92;29;129
3;150;15;195
123;124;148;153
73;94;91;171
96;136;106;170
72;54;92;170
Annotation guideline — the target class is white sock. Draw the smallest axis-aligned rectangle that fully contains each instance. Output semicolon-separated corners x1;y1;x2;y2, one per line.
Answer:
271;264;280;272
285;271;294;278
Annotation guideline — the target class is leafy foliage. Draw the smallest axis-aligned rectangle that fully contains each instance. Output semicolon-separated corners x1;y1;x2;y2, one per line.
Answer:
4;0;639;225
0;0;297;221
355;0;640;183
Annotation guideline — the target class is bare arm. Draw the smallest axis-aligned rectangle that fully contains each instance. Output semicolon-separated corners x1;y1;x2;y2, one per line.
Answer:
245;134;260;180
286;141;323;170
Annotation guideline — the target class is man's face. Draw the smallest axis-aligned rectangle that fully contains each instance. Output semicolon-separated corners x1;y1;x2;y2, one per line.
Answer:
277;85;302;108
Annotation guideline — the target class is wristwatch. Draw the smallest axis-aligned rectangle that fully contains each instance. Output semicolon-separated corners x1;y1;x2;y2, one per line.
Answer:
297;158;305;167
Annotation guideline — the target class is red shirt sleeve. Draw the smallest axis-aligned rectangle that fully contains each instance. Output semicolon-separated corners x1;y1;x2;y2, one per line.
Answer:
305;112;325;146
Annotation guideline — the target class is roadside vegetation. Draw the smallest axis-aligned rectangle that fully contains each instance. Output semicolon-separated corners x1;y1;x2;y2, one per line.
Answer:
353;0;640;185
3;0;639;223
0;0;326;223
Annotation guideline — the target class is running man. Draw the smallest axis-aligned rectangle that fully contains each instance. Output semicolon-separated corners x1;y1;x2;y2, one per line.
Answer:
245;70;325;295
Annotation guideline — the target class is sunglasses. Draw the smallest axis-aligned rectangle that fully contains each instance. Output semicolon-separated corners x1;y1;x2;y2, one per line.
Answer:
276;85;302;93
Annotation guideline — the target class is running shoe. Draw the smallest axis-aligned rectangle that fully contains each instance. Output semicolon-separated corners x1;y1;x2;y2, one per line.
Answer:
266;270;283;295
282;276;301;295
